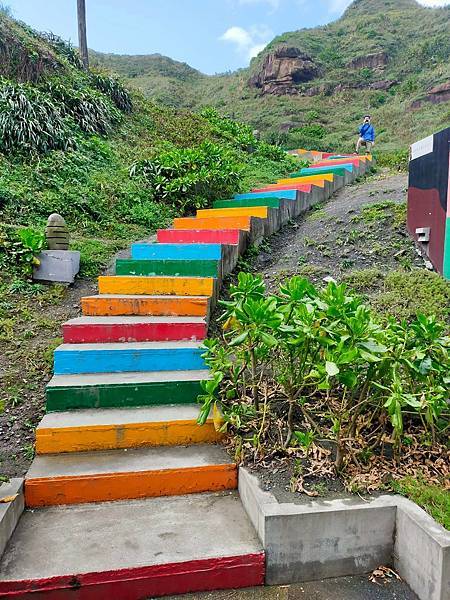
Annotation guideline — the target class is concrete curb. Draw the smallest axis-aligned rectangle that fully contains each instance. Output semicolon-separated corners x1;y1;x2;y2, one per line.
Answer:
0;479;24;558
239;467;449;600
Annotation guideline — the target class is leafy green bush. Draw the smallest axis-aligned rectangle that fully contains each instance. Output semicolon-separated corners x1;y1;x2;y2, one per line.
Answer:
0;80;73;154
199;106;256;149
199;274;449;471
130;141;242;212
376;149;409;171
0;225;45;276
91;72;133;113
46;81;121;135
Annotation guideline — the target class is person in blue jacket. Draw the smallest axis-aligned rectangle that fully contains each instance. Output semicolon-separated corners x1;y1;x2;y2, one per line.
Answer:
355;115;375;154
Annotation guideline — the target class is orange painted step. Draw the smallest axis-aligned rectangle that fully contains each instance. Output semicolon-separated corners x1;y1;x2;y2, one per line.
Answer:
81;295;209;317
173;215;253;231
98;276;215;297
25;445;236;507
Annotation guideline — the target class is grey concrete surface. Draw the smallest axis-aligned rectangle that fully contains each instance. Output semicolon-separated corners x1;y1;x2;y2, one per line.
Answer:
65;316;207;325
239;467;450;600
0;479;24;558
38;404;201;429
33;250;80;283
0;492;262;580
48;369;210;388
161;577;418;600
395;497;450;600
27;444;232;479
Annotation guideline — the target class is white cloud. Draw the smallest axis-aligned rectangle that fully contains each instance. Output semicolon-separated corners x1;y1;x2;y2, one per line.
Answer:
416;0;450;5
220;24;273;60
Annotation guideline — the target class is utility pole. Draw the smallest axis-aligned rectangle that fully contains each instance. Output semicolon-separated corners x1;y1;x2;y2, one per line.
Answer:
77;0;89;69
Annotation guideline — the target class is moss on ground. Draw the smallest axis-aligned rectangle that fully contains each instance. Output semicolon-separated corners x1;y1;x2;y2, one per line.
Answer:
392;476;450;530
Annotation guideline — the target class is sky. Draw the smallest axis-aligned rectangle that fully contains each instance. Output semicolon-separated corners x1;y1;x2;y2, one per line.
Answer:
5;0;450;74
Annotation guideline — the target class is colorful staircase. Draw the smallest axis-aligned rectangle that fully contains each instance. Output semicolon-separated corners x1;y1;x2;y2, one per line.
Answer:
0;151;373;599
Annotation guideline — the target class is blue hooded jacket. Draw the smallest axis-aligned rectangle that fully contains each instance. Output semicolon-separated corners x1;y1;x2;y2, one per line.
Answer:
359;122;375;142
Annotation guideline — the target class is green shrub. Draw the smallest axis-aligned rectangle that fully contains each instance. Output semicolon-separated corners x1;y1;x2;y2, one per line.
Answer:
376;149;409;171
130;141;242;212
0;80;73;154
199;274;449;471
91;72;133;113
199;107;256;149
0;225;45;276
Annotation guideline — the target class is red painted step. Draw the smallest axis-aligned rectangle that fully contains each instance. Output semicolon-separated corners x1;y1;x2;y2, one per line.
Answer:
252;184;313;193
62;316;207;343
0;554;265;599
157;229;242;245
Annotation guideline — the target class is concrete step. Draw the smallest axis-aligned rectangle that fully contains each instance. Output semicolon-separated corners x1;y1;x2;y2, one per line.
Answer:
0;492;264;598
53;341;206;375
115;258;221;278
81;294;210;317
278;173;334;184
25;444;237;507
196;206;269;219
63;316;208;343
157;228;243;245
234;189;299;200
173;215;253;231
98;275;216;297
131;243;223;261
35;405;222;454
213;197;282;209
46;370;209;411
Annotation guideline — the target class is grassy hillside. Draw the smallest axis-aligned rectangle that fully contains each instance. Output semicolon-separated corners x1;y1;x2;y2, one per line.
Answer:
0;9;295;277
93;0;450;153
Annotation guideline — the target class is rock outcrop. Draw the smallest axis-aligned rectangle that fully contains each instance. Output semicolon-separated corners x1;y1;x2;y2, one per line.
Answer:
411;81;450;109
347;52;388;71
248;46;319;95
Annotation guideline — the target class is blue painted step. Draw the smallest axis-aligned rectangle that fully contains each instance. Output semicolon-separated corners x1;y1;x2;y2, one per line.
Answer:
131;243;223;261
53;342;206;374
301;164;354;174
234;190;298;201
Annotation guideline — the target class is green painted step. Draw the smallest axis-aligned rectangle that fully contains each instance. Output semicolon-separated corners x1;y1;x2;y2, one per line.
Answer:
46;371;209;412
213;197;281;209
290;167;346;178
116;259;220;278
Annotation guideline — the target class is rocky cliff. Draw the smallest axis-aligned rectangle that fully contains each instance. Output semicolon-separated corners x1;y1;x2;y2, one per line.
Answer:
248;46;319;95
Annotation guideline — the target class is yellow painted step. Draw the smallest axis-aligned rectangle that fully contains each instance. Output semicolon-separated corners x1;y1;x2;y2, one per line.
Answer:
98;276;215;296
196;207;268;219
277;173;334;184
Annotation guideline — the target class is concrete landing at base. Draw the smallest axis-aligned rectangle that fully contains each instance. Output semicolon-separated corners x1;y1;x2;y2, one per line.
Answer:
0;492;264;598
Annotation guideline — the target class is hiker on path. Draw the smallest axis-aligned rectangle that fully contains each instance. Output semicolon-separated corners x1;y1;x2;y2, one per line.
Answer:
355;115;375;154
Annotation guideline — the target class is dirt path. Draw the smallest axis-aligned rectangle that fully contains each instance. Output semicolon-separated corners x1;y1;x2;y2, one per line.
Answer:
252;170;424;290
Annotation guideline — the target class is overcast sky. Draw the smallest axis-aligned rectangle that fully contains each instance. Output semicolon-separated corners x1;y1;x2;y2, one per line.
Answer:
5;0;450;74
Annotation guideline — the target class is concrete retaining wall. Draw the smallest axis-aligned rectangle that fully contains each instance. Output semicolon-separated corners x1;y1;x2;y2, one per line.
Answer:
0;479;24;558
239;467;450;600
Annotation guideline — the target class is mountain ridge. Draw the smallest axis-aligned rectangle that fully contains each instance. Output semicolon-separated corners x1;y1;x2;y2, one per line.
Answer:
92;0;450;151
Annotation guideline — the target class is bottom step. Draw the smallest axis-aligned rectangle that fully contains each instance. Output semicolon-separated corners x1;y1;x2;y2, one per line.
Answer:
0;492;264;598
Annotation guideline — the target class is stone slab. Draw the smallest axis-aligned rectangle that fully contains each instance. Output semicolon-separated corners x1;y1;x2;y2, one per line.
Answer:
33;250;80;284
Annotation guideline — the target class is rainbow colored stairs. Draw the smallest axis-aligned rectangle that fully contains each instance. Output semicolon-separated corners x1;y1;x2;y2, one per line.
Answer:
0;151;373;599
